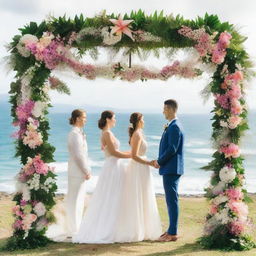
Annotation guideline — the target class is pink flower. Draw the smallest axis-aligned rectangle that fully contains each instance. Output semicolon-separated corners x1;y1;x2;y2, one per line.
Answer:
210;204;218;214
178;26;213;57
26;39;65;70
215;93;229;109
228;115;242;129
225;71;244;86
220;82;228;90
16;100;35;121
195;33;213;57
19;172;28;182
109;15;134;41
141;69;158;80
20;200;27;207
219;143;240;158
228;84;242;100
13;219;23;230
229;201;248;217
23;130;43;149
226;188;243;200
211;32;232;64
64;57;96;79
231;99;243;115
22;213;38;230
211;47;225;64
161;61;180;77
232;70;243;81
33;155;49;175
218;32;232;48
30;214;38;222
12;205;23;216
229;220;246;236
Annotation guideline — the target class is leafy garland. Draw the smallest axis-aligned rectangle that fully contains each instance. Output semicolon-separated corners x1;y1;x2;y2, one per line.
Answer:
3;10;255;251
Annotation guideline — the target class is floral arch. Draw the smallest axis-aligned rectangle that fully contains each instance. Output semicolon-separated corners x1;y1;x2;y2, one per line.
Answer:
5;10;255;251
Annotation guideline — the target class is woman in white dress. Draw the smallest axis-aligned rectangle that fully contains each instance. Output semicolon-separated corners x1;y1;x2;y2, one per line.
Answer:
118;112;162;242
73;110;131;244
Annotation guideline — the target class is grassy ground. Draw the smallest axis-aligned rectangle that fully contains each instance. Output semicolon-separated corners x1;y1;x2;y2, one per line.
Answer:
0;194;255;256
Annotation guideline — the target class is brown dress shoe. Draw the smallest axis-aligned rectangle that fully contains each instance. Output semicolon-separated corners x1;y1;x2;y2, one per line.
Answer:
160;232;168;237
162;234;178;242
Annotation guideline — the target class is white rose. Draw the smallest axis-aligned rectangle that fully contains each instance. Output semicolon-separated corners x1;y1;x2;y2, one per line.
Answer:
213;194;228;206
212;181;226;195
34;202;46;217
220;120;228;128
22;184;31;201
20;34;38;45
219;166;236;183
32;101;47;118
17;34;38;57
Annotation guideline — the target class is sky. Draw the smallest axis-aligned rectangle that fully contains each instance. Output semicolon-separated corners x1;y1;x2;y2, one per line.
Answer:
0;0;255;113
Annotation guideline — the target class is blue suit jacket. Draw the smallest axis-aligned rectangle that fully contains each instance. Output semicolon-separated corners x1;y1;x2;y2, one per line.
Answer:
158;119;184;175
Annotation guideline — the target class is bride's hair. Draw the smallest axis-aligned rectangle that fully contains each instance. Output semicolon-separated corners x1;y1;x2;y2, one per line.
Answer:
98;110;114;129
69;109;85;125
129;112;143;144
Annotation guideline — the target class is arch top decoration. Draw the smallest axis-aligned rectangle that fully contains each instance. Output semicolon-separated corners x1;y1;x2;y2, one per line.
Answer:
5;10;255;251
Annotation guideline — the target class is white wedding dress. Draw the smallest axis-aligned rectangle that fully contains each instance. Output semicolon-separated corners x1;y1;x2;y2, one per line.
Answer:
73;132;162;244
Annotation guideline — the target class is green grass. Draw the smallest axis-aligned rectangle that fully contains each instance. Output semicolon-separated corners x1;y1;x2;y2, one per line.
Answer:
0;195;256;256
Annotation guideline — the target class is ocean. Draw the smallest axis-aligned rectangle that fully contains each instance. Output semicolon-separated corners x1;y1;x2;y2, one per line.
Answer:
1;107;256;195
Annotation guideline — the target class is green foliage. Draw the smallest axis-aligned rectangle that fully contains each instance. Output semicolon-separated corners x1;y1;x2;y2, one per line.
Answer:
199;229;256;251
2;230;54;251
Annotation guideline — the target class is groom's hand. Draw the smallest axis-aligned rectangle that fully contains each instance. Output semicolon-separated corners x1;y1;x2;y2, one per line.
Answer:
153;160;160;169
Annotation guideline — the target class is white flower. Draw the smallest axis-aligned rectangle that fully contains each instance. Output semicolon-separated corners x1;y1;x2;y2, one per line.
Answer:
220;120;228;128
219;166;236;183
215;207;231;224
45;177;54;186
41;177;55;192
27;173;40;190
137;32;162;42
102;27;122;45
212;194;228;206
39;33;54;47
22;185;31;201
212;181;226;195
16;182;31;201
17;34;38;57
20;34;38;44
34;202;46;217
36;218;48;231
204;216;219;235
32;101;47;118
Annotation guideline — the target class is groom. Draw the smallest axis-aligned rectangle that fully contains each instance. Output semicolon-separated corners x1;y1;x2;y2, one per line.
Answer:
153;99;184;242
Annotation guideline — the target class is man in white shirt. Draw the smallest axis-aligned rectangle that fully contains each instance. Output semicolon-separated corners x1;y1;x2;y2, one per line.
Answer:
66;109;91;237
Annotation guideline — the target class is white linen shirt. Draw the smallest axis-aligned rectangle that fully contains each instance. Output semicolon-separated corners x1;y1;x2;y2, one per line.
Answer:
67;126;91;178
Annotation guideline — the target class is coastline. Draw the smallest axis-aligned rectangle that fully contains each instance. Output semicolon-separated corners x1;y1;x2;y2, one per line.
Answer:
0;191;204;199
1;191;255;199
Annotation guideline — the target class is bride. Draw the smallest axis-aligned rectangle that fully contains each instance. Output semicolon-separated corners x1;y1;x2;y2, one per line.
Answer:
73;111;162;244
73;110;131;243
119;112;162;241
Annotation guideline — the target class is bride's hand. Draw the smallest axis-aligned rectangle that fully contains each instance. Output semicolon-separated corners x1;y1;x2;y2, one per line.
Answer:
85;173;91;180
148;160;155;166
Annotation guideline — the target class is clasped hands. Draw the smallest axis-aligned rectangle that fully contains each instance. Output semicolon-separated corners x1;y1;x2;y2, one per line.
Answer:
149;160;160;169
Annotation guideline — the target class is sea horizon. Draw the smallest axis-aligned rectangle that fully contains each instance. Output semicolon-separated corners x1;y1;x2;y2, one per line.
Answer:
1;101;256;195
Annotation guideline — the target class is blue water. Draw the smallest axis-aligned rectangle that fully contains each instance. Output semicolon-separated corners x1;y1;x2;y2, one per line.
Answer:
1;105;256;194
